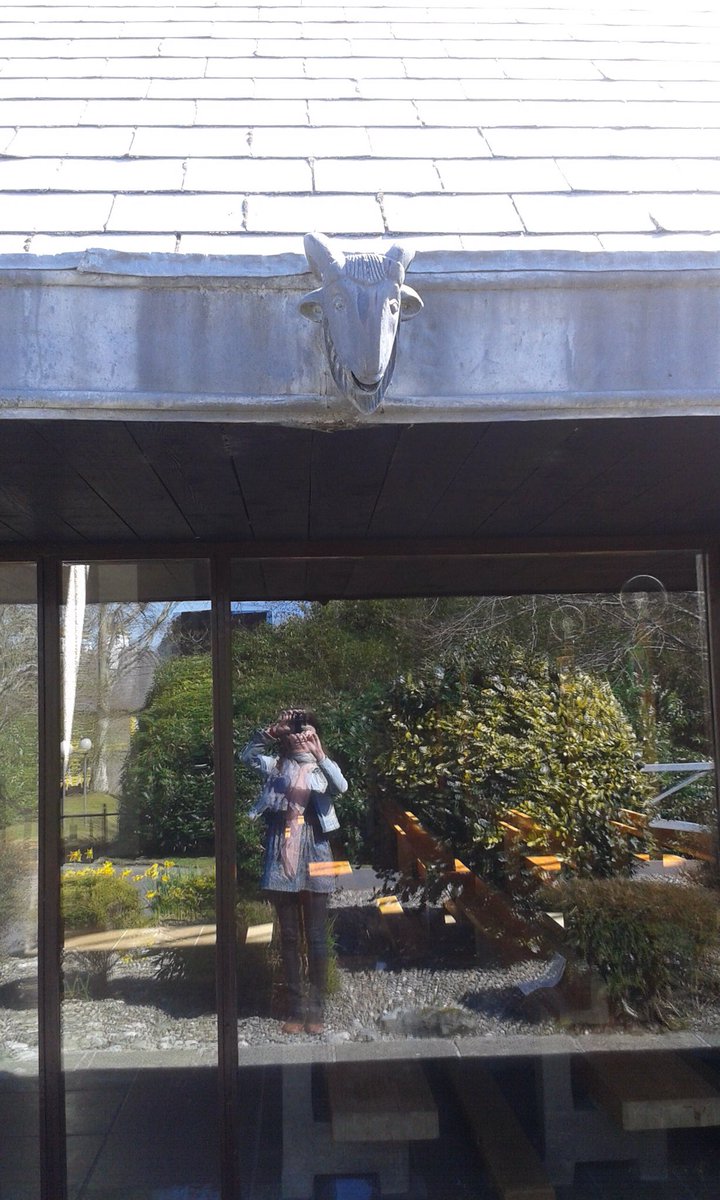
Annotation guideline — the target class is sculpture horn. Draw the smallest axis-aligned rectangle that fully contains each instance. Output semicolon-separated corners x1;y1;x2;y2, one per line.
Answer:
384;243;415;280
304;232;345;280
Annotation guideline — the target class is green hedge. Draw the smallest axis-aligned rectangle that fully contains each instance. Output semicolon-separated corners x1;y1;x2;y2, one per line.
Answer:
371;642;648;881
552;877;718;1022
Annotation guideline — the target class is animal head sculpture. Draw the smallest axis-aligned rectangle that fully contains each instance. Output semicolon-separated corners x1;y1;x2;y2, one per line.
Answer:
299;232;423;414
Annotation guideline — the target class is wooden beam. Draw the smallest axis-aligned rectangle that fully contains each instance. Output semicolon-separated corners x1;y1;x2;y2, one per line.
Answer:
447;1061;555;1200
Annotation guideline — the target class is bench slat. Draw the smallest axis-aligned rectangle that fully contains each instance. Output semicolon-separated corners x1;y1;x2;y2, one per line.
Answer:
577;1052;720;1131
326;1061;439;1143
447;1061;555;1200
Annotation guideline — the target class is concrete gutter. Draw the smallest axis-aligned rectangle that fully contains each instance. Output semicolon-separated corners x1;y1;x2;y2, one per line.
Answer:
1;248;719;429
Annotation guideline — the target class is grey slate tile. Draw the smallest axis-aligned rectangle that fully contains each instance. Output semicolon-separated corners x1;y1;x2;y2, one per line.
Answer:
313;158;441;194
514;193;658;234
106;192;245;233
250;126;373;157
0;0;720;249
129;126;252;156
7;127;136;156
182;157;313;193
367;126;491;158
195;98;310;125
383;193;524;234
0;192;114;233
245;193;385;234
436;159;572;193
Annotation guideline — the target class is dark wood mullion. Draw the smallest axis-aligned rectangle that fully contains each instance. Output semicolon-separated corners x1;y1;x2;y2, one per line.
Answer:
701;549;720;841
210;553;240;1200
37;556;67;1200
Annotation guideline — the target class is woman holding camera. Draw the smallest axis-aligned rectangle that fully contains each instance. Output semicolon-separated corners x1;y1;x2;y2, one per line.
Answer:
241;709;347;1035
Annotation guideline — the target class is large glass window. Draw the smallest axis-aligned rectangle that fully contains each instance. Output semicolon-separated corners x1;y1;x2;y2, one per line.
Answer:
0;564;39;1200
60;560;220;1200
230;558;720;1200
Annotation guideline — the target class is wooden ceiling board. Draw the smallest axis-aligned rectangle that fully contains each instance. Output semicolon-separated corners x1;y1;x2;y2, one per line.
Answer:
226;425;313;541
34;422;196;540
0;423;135;540
418;420;582;540
0;418;716;576
0;472;127;541
624;421;720;535
548;418;720;537
308;426;403;541
130;423;254;541
366;424;491;539
483;420;647;538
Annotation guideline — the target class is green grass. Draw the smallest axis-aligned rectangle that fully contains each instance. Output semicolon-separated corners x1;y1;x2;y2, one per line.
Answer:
4;791;119;844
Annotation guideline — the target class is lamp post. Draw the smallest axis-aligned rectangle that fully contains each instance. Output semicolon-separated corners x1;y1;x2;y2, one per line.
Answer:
60;739;70;805
79;737;92;813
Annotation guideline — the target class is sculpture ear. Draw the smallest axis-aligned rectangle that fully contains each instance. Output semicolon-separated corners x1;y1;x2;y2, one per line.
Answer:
304;232;344;281
299;288;325;322
400;285;423;320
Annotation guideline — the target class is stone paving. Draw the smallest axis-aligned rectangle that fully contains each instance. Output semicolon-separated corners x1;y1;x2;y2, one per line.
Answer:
0;1;720;255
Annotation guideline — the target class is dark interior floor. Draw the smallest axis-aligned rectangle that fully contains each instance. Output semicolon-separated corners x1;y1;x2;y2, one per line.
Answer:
2;1056;720;1200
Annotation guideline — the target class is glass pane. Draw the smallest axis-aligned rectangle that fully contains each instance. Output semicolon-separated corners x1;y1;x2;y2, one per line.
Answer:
60;560;220;1200
0;564;39;1200
230;561;720;1200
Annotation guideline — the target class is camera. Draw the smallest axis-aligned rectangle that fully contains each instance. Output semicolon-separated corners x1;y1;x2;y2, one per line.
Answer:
291;711;305;734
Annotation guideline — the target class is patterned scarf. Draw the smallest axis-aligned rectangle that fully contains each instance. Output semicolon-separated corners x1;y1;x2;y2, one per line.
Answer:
268;754;316;880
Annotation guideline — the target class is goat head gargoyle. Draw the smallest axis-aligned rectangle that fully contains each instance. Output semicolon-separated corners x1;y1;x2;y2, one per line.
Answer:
299;232;423;414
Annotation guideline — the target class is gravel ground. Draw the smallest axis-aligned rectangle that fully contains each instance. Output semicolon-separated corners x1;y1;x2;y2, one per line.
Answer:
2;887;719;1062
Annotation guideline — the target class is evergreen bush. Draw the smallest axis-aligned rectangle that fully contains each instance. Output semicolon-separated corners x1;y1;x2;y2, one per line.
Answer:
552;877;718;1022
371;641;648;882
62;864;146;932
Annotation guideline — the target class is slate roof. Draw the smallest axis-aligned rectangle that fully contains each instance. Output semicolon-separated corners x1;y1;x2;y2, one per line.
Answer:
0;0;719;255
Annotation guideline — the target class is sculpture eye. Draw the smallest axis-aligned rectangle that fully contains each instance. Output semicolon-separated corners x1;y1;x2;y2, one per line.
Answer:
312;303;323;318
333;296;345;311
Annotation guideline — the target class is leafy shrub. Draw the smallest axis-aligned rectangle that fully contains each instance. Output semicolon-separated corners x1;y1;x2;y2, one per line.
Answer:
63;950;120;1000
371;641;648;883
149;867;216;922
552;877;718;1023
122;605;408;874
0;839;36;939
120;654;217;857
62;862;147;932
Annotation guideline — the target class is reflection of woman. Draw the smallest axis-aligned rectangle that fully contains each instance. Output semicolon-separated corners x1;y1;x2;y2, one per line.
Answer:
241;709;347;1035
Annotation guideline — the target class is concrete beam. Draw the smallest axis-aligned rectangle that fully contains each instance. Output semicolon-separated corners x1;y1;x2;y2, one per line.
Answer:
1;249;719;428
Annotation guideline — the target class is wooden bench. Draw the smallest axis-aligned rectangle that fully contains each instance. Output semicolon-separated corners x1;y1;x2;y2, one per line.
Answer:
619;808;715;863
384;800;608;1023
447;1060;555;1200
281;1060;439;1199
539;1050;720;1185
576;1051;720;1132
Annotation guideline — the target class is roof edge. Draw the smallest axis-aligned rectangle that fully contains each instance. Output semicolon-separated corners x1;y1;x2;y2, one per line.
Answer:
2;246;720;285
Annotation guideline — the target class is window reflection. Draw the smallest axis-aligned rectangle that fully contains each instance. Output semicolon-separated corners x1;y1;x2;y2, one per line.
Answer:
0;565;39;1200
231;578;720;1200
60;561;220;1200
